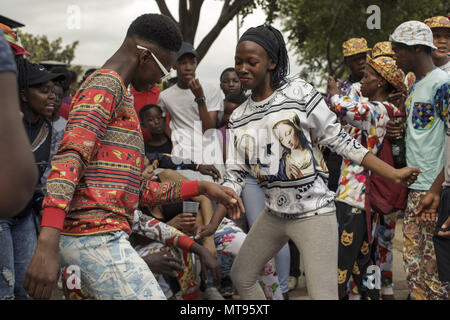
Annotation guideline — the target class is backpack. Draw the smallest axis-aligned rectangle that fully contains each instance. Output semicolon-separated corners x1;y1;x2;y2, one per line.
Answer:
362;103;408;217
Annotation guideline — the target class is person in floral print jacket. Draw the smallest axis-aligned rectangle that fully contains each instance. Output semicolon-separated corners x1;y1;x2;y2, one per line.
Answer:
328;55;406;300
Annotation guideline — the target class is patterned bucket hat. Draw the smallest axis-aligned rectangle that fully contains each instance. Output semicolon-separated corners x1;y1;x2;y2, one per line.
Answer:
371;41;395;58
389;20;437;50
366;56;406;91
424;16;450;29
342;38;371;57
0;23;31;56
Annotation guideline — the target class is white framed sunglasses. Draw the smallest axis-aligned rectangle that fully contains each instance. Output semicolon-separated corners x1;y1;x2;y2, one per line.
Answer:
136;44;171;82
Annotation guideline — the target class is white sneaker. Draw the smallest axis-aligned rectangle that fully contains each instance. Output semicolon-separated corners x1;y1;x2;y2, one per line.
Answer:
202;287;225;300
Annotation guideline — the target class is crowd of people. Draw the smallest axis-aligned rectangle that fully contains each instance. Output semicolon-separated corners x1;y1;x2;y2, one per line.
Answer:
0;12;449;301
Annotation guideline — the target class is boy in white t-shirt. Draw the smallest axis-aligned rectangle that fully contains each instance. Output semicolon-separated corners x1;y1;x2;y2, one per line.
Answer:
158;42;223;179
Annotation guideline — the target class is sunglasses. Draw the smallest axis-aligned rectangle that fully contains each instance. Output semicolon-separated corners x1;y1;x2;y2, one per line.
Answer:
136;45;171;83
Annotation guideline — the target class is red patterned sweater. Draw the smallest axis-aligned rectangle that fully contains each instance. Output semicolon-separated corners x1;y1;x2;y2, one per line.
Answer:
41;70;199;236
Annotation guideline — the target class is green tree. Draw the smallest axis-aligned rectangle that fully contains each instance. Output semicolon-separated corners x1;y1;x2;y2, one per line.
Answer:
17;31;82;77
261;0;450;87
154;0;272;63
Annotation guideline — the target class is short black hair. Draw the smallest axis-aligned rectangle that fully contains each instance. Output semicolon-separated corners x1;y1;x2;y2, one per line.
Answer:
220;67;236;81
225;91;248;105
139;104;162;122
127;14;182;52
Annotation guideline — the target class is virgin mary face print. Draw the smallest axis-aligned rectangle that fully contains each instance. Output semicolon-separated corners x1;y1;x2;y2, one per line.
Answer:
272;115;315;180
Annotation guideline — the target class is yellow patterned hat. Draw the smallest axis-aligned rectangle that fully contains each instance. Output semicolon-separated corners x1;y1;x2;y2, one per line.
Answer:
371;41;395;58
342;38;371;57
424;16;450;29
366;56;406;91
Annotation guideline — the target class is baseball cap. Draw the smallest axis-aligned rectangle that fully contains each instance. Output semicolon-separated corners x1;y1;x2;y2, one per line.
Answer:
26;61;66;86
342;38;371;57
389;20;437;50
176;42;197;61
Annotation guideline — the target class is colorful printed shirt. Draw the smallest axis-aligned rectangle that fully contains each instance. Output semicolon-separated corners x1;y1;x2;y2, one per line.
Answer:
405;68;450;191
132;210;194;252
41;70;199;235
222;78;369;219
330;94;400;210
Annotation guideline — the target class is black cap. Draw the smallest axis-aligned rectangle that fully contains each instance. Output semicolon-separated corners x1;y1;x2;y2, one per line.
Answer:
176;42;197;61
27;63;66;86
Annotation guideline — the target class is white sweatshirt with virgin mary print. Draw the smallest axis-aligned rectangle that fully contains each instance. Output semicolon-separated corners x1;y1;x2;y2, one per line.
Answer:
221;78;369;219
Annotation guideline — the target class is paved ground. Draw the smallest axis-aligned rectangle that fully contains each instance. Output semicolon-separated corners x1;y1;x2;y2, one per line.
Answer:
290;218;409;300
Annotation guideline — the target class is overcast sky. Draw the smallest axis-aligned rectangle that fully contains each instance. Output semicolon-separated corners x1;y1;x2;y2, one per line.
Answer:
3;0;302;86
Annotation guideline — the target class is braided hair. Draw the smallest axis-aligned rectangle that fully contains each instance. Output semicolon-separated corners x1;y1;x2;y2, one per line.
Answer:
265;25;289;90
16;56;30;111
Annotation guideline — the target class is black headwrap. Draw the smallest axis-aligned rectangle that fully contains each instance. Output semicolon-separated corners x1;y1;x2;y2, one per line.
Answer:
238;25;280;64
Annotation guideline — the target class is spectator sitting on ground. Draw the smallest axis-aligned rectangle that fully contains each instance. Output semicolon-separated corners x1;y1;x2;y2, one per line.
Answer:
139;103;221;180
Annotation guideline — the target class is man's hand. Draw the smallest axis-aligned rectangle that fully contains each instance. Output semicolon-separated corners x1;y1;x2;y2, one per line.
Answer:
393;167;422;187
385;119;405;140
327;76;342;97
188;79;205;100
198;181;245;218
192;244;221;287
416;191;440;224
198;165;221;181
24;227;61;299
438;216;450;239
388;91;406;113
142;248;184;277
167;213;197;234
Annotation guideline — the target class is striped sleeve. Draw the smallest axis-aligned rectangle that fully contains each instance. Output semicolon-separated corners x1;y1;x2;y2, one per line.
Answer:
305;87;369;166
41;71;123;230
140;180;199;207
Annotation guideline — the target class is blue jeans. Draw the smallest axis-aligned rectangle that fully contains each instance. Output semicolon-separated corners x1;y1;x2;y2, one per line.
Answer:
0;212;37;300
241;175;291;293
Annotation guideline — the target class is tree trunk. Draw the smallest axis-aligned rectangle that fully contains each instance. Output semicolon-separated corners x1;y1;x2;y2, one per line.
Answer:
154;0;255;64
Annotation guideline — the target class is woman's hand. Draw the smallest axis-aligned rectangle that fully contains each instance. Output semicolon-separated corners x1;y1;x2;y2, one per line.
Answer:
393;167;422;187
327;76;342;97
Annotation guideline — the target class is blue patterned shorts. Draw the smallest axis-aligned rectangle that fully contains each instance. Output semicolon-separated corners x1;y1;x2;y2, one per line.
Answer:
59;231;166;300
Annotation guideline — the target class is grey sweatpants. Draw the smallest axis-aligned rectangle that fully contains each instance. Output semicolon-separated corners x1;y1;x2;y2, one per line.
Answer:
231;209;339;300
